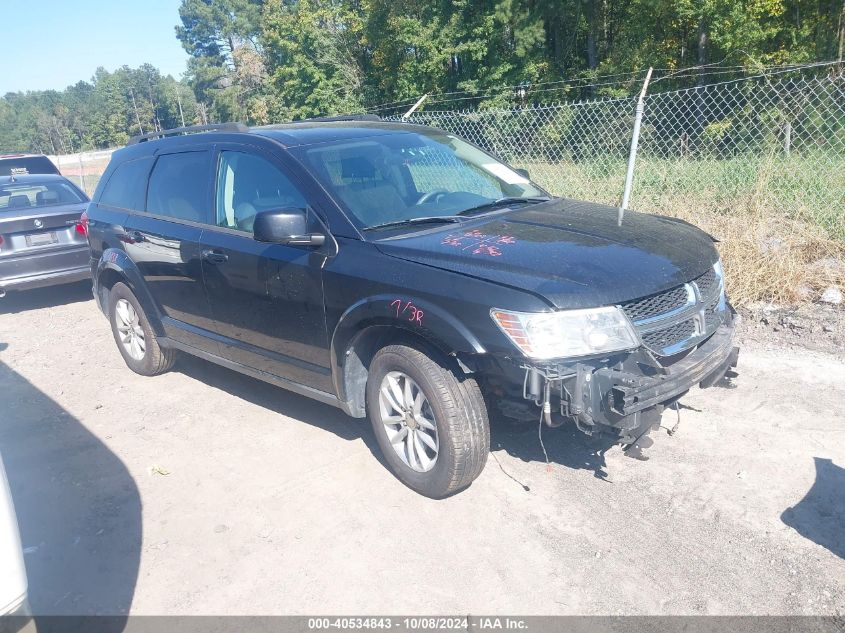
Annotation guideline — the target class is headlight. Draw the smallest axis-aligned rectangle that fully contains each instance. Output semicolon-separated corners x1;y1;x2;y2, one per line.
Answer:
490;306;639;360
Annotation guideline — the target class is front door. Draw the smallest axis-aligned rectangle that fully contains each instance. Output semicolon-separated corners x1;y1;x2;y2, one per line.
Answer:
123;149;218;352
199;147;333;392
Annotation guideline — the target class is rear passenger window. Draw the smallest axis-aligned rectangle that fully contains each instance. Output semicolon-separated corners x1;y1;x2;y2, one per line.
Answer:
146;151;211;223
99;157;154;210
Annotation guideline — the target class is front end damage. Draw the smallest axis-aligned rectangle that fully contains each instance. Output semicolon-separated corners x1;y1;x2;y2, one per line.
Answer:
487;305;739;453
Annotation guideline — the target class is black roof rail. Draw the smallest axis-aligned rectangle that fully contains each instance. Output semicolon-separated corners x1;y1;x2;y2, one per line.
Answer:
128;122;249;145
293;114;382;123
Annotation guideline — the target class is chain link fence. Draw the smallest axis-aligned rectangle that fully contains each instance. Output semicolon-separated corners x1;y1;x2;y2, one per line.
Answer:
50;148;116;197
390;69;845;240
38;67;845;303
47;67;845;242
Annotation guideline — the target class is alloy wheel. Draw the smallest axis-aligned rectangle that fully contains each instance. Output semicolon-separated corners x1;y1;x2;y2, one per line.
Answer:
114;298;146;361
378;371;439;472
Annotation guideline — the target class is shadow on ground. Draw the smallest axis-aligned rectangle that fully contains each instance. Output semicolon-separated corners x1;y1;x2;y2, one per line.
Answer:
0;281;92;315
491;422;620;484
174;353;381;449
781;457;845;560
176;354;617;484
0;352;140;625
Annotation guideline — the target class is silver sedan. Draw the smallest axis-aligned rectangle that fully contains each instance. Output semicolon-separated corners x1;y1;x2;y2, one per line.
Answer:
0;173;90;298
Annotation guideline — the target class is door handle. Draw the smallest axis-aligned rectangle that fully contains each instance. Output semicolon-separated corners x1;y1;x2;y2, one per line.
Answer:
202;249;228;264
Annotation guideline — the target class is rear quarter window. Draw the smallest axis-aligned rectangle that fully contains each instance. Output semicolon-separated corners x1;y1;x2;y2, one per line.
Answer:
0;156;60;176
145;151;211;223
98;157;155;211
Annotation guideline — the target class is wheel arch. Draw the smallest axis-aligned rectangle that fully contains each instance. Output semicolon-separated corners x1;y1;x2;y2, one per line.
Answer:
330;295;486;418
95;249;165;337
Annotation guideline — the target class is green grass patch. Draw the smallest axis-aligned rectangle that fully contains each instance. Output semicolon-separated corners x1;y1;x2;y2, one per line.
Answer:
515;154;845;239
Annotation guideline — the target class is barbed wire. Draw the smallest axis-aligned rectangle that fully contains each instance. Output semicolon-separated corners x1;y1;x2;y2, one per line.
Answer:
361;69;657;113
364;59;843;115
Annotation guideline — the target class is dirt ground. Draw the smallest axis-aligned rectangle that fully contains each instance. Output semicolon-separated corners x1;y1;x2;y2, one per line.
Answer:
0;282;843;616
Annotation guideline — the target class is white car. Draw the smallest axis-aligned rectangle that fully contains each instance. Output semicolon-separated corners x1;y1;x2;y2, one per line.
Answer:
0;452;34;631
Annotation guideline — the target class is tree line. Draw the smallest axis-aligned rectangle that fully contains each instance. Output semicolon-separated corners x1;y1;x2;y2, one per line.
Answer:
0;65;202;154
2;0;843;153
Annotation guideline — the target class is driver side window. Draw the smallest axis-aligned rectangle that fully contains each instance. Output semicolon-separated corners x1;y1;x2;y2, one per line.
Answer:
216;151;307;233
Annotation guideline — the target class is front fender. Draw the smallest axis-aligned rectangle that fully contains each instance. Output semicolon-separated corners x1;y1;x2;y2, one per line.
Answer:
95;249;165;337
330;294;486;405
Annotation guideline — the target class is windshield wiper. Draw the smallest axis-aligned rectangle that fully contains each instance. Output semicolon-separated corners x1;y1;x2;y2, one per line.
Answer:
363;216;466;232
457;196;551;217
362;198;551;231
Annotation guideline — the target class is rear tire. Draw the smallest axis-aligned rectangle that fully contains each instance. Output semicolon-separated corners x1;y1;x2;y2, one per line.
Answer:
108;281;175;376
366;344;489;498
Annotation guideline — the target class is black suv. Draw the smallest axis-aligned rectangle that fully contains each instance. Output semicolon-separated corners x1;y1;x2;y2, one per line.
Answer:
87;120;738;498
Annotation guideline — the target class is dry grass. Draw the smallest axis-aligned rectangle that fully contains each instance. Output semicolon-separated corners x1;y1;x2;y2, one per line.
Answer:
659;203;845;306
519;155;845;307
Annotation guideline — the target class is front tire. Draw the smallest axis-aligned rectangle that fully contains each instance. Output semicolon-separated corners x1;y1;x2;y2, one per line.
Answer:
108;281;175;376
366;344;489;498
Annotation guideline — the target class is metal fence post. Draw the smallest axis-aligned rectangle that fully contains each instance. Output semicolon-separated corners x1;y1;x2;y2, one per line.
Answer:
78;152;87;193
619;67;653;225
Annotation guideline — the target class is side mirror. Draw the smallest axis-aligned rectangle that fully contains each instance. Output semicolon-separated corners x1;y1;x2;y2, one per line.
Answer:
515;168;530;180
253;208;326;246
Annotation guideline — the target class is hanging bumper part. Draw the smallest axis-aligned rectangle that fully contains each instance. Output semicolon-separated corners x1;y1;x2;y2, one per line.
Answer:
522;319;739;441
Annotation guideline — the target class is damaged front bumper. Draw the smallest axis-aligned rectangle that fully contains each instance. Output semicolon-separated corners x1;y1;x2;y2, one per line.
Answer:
604;323;738;417
518;309;739;444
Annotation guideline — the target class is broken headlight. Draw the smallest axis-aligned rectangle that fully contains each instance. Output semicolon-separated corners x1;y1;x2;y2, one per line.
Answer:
713;259;726;296
490;306;639;360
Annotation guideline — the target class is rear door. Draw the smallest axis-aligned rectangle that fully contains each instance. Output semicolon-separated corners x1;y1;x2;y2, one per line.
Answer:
122;148;219;353
0;180;89;283
199;144;333;391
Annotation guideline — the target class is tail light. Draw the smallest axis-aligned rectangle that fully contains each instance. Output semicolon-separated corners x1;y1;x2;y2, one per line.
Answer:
75;209;89;237
0;234;4;251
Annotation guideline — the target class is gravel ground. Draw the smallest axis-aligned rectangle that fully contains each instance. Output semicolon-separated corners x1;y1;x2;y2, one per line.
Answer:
0;282;843;616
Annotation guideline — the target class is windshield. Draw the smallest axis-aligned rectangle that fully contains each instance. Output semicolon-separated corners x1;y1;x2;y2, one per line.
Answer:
298;131;547;230
0;180;86;211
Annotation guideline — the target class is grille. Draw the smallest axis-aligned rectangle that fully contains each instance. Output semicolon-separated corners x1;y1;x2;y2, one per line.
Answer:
641;319;696;351
620;285;689;323
620;267;725;356
703;293;723;331
694;268;719;300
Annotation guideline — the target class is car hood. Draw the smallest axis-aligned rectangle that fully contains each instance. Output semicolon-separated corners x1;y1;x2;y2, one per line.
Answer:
373;199;719;309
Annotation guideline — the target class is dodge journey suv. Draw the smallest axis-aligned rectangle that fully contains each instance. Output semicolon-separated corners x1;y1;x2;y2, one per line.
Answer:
87;118;739;498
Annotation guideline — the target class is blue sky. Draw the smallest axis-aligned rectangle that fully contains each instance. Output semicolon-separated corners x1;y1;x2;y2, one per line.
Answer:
0;0;189;94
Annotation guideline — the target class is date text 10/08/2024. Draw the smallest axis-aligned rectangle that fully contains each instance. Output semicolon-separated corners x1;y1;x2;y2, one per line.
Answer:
308;618;528;630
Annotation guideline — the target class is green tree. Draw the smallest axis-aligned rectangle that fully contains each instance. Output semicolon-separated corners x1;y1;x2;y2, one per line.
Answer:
176;0;266;122
262;0;364;120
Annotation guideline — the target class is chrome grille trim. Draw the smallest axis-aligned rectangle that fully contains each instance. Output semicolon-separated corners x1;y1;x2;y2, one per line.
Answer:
620;266;726;357
692;268;719;300
620;285;692;324
625;283;696;326
640;318;696;350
